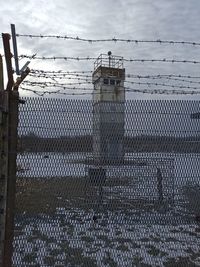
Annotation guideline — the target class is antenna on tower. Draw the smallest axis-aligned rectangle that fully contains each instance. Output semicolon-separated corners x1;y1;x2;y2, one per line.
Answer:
108;51;112;68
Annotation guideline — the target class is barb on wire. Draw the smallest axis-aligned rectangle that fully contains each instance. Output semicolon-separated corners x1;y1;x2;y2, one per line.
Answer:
16;34;200;47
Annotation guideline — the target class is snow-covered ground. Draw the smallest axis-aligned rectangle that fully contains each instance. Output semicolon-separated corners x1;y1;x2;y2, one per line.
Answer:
13;208;200;267
13;152;200;266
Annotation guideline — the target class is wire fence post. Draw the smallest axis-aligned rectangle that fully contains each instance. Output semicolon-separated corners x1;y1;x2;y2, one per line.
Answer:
0;89;8;267
0;55;3;89
0;51;10;267
0;54;7;267
3;90;19;267
0;33;19;267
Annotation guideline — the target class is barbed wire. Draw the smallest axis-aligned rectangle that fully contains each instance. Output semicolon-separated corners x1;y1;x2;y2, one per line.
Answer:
16;34;200;47
30;71;200;85
23;81;92;87
22;80;200;91
125;80;200;89
29;73;92;81
18;55;200;64
30;70;200;79
31;69;93;74
29;72;200;86
19;55;98;60
160;76;200;85
19;86;91;96
19;85;200;97
126;74;200;79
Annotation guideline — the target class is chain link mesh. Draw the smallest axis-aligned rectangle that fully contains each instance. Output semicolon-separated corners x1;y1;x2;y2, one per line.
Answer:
13;98;200;266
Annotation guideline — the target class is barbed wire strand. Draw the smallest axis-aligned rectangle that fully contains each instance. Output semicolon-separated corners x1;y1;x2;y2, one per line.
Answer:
29;72;200;85
18;55;200;65
31;69;93;74
16;34;200;47
22;80;200;91
19;86;200;97
30;70;200;79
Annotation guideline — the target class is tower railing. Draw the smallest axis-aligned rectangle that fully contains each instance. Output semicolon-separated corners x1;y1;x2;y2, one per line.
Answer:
94;54;124;70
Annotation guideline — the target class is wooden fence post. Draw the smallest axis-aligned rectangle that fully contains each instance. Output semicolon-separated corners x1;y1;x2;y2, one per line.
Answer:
0;32;29;267
3;90;19;267
1;33;20;267
0;55;3;89
0;54;8;267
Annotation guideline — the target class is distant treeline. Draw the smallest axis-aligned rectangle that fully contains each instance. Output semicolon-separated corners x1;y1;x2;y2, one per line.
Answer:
19;135;200;153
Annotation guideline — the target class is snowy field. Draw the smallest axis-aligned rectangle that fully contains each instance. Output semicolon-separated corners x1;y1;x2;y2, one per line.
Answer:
17;152;200;180
13;208;200;267
13;152;200;267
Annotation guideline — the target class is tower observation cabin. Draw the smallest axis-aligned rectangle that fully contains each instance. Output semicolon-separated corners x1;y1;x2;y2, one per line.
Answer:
92;52;125;164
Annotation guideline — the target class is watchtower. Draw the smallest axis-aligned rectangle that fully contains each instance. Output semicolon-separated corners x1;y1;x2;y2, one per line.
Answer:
92;52;125;164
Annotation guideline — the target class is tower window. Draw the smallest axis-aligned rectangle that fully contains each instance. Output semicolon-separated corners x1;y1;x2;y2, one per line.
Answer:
104;78;109;84
116;80;121;85
110;79;115;85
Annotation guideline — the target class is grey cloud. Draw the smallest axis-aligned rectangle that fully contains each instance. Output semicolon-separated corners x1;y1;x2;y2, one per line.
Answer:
1;0;200;100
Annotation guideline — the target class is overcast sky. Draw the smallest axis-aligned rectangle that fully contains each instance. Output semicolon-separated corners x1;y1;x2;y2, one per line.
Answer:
1;0;200;100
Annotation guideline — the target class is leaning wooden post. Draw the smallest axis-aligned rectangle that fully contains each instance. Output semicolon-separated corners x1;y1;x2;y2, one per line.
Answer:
1;33;18;267
2;31;30;267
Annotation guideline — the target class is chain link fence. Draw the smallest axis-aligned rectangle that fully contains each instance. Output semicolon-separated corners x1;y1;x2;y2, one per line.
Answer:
13;98;200;267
